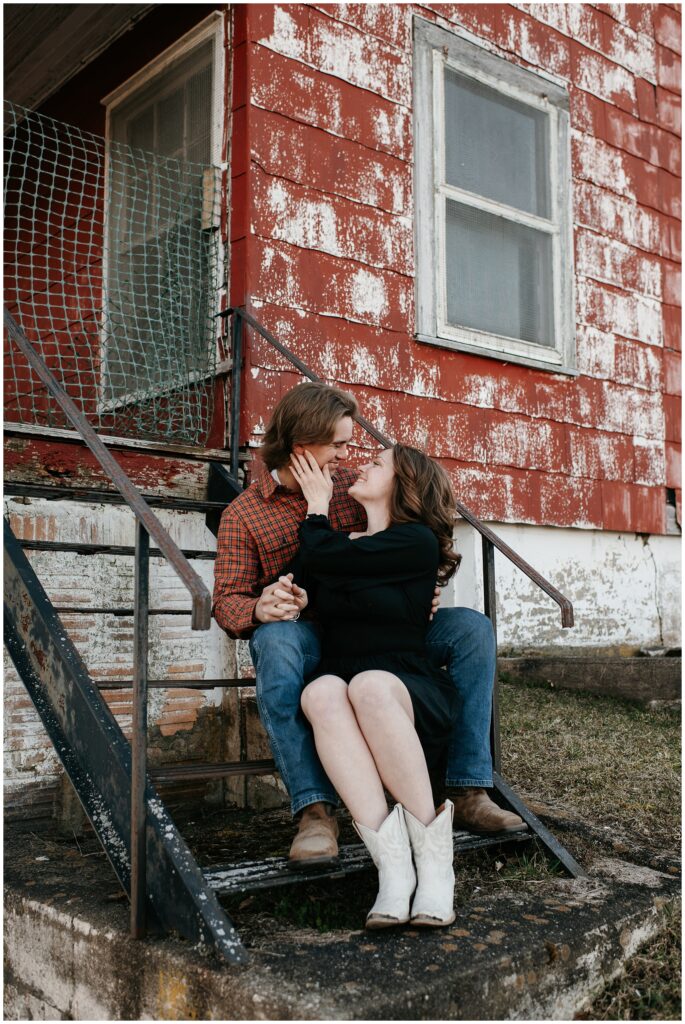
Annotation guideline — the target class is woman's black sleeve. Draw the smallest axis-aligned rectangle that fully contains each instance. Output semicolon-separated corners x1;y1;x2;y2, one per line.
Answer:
298;515;437;580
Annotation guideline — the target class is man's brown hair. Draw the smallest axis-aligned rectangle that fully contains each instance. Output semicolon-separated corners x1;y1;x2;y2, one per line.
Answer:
261;382;359;470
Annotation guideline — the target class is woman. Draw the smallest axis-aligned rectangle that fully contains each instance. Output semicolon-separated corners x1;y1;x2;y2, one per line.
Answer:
288;442;461;929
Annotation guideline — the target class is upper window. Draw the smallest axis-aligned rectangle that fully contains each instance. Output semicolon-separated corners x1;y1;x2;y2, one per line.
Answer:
101;14;223;408
413;17;575;373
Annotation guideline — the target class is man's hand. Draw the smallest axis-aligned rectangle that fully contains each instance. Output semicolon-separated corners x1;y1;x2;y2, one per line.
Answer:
254;573;308;624
430;585;442;621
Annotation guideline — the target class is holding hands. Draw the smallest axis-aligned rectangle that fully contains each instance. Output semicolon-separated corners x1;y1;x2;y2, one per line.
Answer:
290;450;333;516
254;572;308;624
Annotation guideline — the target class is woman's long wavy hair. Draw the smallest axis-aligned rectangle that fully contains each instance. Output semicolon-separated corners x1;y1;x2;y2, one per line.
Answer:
389;443;461;585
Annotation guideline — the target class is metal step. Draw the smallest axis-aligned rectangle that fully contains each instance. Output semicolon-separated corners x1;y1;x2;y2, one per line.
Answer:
205;829;533;896
95;678;250;690
4;516;248;964
50;606;196;616
18;539;217;559
4;480;230;513
150;759;277;783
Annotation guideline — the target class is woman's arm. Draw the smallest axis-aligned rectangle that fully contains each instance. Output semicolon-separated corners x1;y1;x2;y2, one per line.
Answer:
299;515;437;580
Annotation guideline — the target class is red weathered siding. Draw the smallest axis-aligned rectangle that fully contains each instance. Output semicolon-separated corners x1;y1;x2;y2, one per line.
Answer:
230;2;681;534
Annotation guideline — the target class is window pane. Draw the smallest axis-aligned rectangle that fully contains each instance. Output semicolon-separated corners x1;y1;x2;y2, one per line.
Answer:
158;89;184;157
445;199;554;347
187;65;213;166
444;68;550;218
106;38;216;404
128;107;154;151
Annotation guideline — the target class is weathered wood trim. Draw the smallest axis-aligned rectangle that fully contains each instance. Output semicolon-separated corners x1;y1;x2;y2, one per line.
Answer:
3;421;250;462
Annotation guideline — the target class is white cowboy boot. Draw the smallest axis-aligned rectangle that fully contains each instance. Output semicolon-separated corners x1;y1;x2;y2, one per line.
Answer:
404;800;456;926
353;803;416;929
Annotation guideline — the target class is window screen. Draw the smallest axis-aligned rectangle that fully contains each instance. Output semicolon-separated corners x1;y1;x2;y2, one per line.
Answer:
413;18;574;371
444;68;550;218
105;39;215;404
441;66;555;350
445;200;554;347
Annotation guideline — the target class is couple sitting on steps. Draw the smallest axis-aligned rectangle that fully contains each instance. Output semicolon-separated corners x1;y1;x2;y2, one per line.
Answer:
212;382;525;929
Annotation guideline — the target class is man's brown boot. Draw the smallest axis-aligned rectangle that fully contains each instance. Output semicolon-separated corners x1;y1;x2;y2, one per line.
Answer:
289;802;340;870
451;788;527;834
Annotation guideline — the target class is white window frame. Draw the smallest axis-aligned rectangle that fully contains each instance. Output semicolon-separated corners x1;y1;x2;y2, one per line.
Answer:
98;11;226;411
413;16;576;374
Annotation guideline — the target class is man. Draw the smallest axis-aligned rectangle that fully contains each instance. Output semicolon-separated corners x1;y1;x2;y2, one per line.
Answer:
213;382;524;866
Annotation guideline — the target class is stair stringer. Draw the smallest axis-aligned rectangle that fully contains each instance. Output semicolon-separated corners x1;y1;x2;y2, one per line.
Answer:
3;518;248;964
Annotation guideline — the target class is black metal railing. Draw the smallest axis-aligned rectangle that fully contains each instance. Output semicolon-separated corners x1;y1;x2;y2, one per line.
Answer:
222;305;575;778
4;307;213;940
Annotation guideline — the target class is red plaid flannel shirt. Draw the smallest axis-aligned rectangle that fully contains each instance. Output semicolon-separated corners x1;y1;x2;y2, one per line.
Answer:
212;460;367;638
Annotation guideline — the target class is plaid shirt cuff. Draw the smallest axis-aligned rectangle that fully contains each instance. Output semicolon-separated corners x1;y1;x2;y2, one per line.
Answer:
213;596;259;639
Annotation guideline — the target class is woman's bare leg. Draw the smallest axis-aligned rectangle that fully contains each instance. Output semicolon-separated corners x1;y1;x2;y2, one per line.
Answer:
348;670;436;826
301;675;389;830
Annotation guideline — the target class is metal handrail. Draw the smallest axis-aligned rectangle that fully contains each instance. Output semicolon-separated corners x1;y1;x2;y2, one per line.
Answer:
223;306;574;628
4;309;211;630
4;306;212;941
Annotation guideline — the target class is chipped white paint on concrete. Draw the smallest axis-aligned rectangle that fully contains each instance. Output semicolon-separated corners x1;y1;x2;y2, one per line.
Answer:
450;522;681;651
4;499;235;800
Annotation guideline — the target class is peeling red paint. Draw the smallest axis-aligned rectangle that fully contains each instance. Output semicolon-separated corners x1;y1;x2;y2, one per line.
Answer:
4;2;681;539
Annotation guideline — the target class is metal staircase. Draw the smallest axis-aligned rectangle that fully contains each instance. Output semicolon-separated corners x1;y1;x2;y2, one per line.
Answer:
4;305;586;966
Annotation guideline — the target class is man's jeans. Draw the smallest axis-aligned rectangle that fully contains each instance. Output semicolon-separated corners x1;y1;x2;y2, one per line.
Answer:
249;607;496;816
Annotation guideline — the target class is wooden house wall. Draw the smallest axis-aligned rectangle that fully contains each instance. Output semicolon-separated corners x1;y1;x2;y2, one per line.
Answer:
229;3;681;535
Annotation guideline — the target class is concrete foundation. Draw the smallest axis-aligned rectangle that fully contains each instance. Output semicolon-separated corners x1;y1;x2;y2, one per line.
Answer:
3;818;680;1021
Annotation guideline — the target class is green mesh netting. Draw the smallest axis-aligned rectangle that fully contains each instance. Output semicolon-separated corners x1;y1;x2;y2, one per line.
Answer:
4;100;223;444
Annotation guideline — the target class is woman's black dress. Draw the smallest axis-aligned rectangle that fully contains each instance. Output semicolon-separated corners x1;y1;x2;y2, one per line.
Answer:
295;514;459;800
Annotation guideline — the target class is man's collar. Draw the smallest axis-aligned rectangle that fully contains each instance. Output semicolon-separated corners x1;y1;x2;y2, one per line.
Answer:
253;460;302;500
252;459;359;499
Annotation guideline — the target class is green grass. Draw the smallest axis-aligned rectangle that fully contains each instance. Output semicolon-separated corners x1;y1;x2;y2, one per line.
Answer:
498;678;681;851
498;678;681;1021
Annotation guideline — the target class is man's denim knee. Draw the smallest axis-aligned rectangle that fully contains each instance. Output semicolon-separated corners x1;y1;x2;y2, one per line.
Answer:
453;607;495;655
250;620;321;708
426;606;495;662
426;606;496;787
249;620;334;813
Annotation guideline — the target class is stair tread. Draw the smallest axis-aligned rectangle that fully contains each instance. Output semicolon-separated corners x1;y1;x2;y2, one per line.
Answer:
204;830;532;894
150;759;277;781
4;481;231;512
96;678;249;689
50;606;198;615
18;539;216;558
